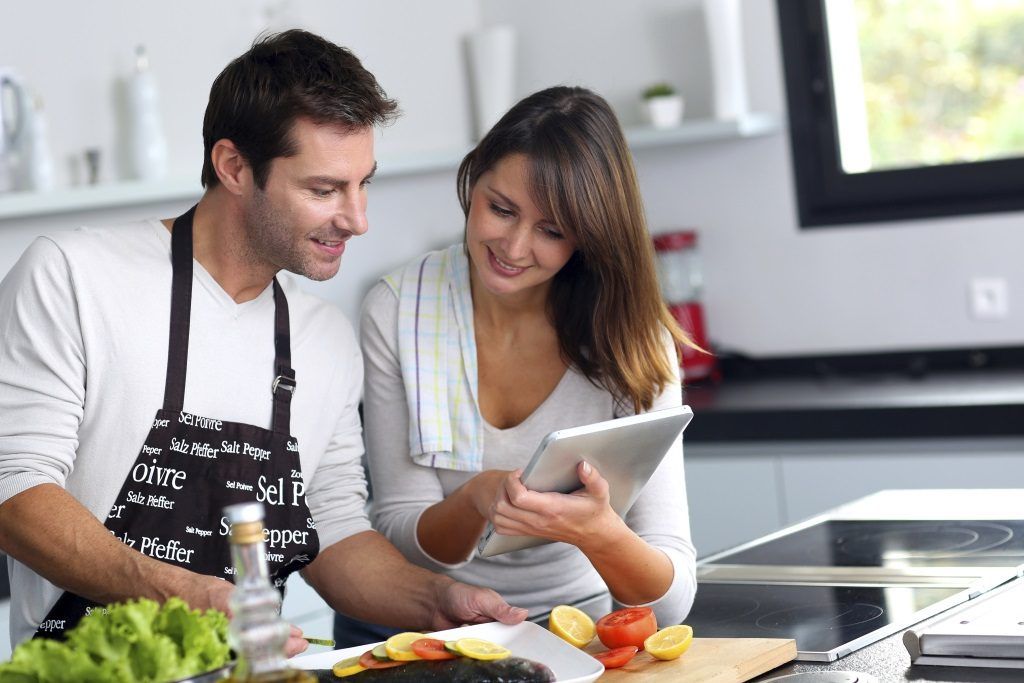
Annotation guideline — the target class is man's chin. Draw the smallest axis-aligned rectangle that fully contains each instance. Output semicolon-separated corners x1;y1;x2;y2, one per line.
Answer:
299;259;343;282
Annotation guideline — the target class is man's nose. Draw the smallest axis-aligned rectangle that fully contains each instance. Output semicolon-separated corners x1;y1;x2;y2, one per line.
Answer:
334;189;368;236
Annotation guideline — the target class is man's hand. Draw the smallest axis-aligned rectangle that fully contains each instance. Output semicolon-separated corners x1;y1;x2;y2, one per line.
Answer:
288;625;309;658
430;578;528;631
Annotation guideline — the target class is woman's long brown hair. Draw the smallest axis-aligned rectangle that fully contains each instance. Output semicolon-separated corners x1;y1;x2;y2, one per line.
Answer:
457;86;695;412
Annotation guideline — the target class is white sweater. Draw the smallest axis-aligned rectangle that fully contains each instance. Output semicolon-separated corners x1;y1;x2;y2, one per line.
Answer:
0;220;371;645
360;279;697;626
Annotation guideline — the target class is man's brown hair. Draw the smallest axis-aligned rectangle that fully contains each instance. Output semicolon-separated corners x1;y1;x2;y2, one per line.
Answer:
201;29;398;189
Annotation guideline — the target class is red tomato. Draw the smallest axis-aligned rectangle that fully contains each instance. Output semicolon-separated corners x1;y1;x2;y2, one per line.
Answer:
358;649;405;669
596;607;658;650
411;638;458;660
593;645;639;669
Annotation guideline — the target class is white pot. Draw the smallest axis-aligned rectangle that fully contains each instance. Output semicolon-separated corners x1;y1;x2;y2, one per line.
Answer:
644;95;685;129
703;0;749;120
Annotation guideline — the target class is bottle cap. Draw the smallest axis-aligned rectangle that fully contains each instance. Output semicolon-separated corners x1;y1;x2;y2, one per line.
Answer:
652;230;697;252
224;501;265;525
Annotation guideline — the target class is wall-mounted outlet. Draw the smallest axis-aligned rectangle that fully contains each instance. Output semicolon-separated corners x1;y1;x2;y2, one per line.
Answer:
969;277;1009;320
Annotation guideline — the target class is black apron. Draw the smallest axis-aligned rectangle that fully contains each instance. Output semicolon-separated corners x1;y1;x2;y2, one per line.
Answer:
36;206;320;638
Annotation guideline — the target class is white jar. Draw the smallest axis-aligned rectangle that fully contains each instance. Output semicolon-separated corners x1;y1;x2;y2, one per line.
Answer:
127;46;168;182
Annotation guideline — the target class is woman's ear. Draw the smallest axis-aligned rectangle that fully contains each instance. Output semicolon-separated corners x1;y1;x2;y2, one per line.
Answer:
209;139;250;195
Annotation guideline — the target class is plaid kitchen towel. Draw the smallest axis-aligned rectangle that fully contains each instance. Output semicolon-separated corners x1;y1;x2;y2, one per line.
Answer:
383;244;482;471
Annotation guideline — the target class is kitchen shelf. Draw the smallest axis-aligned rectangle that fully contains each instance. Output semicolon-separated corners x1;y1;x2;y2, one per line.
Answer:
0;112;781;222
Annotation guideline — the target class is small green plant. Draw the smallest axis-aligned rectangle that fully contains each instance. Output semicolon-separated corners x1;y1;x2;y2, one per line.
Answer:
642;82;677;99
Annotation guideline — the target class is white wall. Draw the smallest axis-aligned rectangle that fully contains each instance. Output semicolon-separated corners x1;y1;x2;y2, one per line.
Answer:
1;0;1022;353
485;0;1024;356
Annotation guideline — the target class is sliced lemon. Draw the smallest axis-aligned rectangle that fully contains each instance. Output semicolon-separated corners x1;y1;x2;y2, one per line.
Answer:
548;604;596;648
644;624;694;661
454;637;511;661
384;631;426;661
331;655;365;677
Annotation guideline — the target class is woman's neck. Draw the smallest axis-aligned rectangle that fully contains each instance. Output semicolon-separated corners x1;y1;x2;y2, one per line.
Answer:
469;263;551;331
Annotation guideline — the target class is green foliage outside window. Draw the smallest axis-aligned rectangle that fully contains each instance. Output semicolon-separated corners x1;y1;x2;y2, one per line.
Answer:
852;0;1024;170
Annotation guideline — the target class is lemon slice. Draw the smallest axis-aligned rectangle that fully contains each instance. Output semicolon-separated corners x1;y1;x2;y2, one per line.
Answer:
331;655;366;677
385;631;426;661
454;637;511;660
549;604;596;648
644;624;694;661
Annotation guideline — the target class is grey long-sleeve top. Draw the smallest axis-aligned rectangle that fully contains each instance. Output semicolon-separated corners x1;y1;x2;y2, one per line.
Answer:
359;279;697;625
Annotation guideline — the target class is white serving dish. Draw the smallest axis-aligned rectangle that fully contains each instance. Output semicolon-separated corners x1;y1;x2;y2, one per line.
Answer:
291;620;604;683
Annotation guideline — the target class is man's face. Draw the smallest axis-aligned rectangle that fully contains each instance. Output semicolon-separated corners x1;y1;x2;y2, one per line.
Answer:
243;118;376;282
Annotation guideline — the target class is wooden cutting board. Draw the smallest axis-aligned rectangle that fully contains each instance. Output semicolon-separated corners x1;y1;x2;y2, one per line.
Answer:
589;637;797;682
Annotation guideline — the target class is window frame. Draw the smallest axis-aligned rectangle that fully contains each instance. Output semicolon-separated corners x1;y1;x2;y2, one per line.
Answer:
776;0;1024;228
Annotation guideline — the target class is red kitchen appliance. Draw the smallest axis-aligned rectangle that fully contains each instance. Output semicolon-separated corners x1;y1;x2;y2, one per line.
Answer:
652;229;716;381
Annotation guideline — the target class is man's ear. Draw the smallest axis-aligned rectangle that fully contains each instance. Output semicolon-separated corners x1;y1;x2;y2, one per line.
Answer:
210;139;250;195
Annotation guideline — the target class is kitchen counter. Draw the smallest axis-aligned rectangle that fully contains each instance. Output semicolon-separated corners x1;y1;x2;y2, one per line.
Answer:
731;490;1024;682
683;346;1024;442
753;628;1024;682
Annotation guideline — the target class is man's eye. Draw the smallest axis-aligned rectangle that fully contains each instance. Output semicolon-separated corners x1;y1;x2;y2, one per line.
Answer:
312;188;334;198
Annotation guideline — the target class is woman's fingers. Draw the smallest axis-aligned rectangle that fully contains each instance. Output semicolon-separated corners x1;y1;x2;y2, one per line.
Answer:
575;460;610;501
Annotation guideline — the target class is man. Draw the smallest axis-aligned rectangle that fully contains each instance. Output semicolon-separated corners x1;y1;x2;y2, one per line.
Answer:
0;29;526;653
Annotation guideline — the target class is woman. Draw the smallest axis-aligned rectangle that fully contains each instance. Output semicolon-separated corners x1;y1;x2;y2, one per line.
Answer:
336;86;697;645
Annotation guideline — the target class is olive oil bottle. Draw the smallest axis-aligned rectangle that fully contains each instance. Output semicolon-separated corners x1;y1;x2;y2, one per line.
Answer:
224;502;314;683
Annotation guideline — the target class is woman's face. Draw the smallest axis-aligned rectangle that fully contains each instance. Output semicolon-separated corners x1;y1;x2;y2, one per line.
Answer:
466;153;577;301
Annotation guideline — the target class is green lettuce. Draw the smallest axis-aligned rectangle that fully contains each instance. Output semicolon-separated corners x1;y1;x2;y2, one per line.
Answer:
0;598;230;683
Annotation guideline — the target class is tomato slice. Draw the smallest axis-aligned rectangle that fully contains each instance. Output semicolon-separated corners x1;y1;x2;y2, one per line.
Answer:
411;637;458;660
358;648;406;669
593;645;639;669
596;607;659;650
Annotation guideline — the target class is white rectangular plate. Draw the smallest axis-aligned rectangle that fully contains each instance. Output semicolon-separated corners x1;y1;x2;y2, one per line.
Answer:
291;621;603;683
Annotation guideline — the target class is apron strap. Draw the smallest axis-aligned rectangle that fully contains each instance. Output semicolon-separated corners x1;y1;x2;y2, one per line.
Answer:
162;205;296;431
271;278;295;434
163;206;196;412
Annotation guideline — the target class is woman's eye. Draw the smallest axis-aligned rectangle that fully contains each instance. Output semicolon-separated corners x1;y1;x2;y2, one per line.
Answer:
489;202;514;218
542;227;565;240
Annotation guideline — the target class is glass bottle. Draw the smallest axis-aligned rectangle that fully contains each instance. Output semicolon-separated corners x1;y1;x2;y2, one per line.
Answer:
652;229;717;381
224;502;313;683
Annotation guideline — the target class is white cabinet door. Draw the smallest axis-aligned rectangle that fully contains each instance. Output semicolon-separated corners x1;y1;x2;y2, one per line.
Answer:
779;437;1024;524
685;445;784;557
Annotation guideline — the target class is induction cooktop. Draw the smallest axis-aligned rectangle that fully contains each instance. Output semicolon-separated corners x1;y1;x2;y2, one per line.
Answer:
689;518;1024;661
707;519;1024;569
685;582;966;661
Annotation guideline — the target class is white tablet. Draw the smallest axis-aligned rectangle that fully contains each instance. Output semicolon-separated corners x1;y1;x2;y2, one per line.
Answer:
476;405;693;558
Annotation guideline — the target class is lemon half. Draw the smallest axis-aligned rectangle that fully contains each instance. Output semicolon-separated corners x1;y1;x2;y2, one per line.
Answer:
549;604;596;648
644;624;694;661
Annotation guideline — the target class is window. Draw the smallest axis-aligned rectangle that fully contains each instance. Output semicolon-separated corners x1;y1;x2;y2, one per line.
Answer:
777;0;1024;227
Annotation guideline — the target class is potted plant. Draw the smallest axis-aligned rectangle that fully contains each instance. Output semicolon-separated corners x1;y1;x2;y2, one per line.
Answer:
642;83;685;129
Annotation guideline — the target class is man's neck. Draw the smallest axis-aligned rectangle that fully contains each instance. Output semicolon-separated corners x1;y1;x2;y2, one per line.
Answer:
162;190;276;304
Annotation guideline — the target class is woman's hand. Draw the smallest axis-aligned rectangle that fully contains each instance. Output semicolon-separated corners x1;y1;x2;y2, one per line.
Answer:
489;461;625;548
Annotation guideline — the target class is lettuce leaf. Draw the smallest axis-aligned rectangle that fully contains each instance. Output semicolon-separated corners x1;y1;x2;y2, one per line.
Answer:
0;597;230;683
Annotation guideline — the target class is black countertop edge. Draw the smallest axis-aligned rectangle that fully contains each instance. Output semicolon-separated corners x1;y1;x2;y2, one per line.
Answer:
714;344;1024;380
684;403;1024;443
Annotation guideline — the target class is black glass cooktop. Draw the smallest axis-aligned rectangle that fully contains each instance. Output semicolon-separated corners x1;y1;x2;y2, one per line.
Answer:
712;520;1024;569
686;582;965;658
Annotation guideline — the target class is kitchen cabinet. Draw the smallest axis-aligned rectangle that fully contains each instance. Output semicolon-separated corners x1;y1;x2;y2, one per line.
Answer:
684;444;783;557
